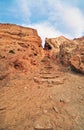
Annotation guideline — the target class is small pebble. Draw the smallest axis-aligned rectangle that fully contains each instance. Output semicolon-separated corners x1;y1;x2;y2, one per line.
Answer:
60;98;65;103
43;109;48;114
78;86;82;89
49;95;53;99
24;86;27;89
53;106;59;113
38;86;41;89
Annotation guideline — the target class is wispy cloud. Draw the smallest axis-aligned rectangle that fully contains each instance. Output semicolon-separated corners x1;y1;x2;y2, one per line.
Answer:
26;22;63;46
15;0;31;23
48;0;84;37
6;0;84;41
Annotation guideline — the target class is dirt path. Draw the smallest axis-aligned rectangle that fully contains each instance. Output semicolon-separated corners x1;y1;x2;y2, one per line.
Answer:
0;57;84;130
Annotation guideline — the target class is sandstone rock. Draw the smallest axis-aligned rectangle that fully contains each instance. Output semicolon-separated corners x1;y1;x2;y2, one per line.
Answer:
0;73;9;80
78;86;82;89
44;35;84;73
59;36;84;74
53;106;59;113
59;40;77;66
9;57;28;72
70;43;84;74
44;36;75;63
44;36;69;51
60;98;65;103
31;59;37;65
73;36;84;44
0;23;43;73
34;116;53;130
0;23;42;51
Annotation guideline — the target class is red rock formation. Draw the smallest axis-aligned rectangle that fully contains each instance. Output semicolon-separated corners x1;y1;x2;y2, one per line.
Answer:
0;24;84;130
59;40;78;66
70;43;84;74
44;36;69;62
0;23;43;73
44;36;84;74
0;23;84;74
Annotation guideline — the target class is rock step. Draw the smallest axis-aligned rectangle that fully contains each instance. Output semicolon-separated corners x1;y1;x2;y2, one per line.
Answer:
44;66;53;69
40;75;59;79
39;72;64;75
33;77;65;85
39;72;52;75
34;115;53;130
35;127;53;130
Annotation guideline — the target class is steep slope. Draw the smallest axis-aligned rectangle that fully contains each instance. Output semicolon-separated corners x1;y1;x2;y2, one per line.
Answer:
0;23;43;74
0;24;84;130
45;36;84;74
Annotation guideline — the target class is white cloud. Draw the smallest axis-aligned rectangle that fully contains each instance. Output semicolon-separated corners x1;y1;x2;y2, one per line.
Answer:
16;0;84;41
48;0;84;37
30;22;63;46
23;22;63;46
15;0;31;22
63;7;84;36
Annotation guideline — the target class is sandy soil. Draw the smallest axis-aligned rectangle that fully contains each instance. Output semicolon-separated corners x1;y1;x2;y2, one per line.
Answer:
0;56;84;130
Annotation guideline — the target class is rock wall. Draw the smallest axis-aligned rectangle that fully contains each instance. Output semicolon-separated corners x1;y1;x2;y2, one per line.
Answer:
44;36;84;74
0;23;43;73
0;23;84;74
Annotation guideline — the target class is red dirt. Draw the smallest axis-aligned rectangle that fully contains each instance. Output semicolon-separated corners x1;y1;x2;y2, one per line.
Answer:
0;24;84;130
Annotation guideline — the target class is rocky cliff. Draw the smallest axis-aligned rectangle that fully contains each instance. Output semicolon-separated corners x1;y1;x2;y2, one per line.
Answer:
0;23;44;75
0;23;84;130
45;36;84;74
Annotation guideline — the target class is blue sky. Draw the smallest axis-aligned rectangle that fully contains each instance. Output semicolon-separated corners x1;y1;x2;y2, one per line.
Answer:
0;0;84;43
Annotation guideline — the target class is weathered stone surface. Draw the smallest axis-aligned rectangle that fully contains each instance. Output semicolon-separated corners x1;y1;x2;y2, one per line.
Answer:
44;36;69;62
44;35;84;74
70;43;84;74
44;36;69;51
0;23;42;49
0;23;84;130
0;23;43;73
44;36;69;53
34;116;53;130
59;40;78;66
73;36;84;44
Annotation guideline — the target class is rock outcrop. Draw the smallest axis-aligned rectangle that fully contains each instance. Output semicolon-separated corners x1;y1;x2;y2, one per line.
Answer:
0;23;43;73
59;37;84;73
70;43;84;74
44;36;69;62
0;23;84;130
59;40;78;66
44;36;69;53
44;36;84;74
0;23;84;74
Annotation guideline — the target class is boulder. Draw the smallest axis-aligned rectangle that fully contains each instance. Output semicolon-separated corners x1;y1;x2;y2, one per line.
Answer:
44;36;68;52
59;40;77;66
70;43;84;74
0;23;43;73
44;36;69;62
34;115;53;130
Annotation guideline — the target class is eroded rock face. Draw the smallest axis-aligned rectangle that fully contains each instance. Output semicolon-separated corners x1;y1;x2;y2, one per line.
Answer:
59;40;78;66
0;23;43;73
70;43;84;74
0;23;84;75
73;36;84;44
44;36;69;62
44;36;69;51
0;24;84;130
59;37;84;73
44;36;84;74
0;23;42;50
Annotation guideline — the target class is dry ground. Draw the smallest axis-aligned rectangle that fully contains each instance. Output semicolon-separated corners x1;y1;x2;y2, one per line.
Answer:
0;56;84;130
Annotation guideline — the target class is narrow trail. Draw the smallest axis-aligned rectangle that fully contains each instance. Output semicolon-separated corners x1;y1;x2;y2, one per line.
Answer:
0;56;84;130
34;56;66;87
